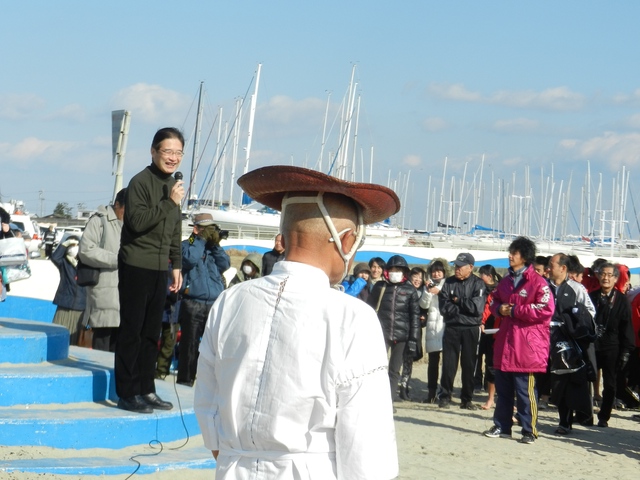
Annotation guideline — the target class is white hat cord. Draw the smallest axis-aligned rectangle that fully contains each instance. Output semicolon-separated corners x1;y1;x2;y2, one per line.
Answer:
281;192;365;284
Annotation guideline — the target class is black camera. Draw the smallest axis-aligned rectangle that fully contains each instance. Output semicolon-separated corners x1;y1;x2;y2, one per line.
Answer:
215;224;230;240
427;282;437;289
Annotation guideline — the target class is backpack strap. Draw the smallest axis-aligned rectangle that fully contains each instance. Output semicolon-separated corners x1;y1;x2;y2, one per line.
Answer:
375;284;387;312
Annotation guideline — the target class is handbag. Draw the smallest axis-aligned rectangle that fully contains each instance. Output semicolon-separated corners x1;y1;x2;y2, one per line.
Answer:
76;214;106;287
0;237;28;266
77;325;93;348
549;323;585;375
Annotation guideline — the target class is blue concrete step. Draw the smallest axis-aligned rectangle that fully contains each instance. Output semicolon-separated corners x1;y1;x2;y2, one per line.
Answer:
0;317;69;363
0;295;57;324
0;377;201;449
0;437;216;476
0;346;117;406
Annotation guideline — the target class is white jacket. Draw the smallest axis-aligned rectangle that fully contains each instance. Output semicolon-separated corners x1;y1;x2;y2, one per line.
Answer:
419;277;445;353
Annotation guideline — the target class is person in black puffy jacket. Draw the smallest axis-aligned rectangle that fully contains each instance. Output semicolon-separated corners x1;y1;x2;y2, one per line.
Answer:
368;255;421;403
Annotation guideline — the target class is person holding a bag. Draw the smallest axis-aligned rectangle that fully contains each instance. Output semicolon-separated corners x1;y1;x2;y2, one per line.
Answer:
367;254;421;404
547;253;597;434
51;235;86;345
77;189;126;352
1;207;16;300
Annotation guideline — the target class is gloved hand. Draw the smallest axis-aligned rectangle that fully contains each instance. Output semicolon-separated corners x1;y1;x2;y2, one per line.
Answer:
61;239;78;248
407;340;417;355
200;226;220;246
617;351;630;372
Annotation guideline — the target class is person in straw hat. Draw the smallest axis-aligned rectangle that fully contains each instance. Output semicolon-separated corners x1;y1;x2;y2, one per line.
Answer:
194;165;400;479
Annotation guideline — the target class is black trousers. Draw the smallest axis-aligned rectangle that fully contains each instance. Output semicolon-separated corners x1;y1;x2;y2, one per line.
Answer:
115;262;168;398
596;347;619;422
92;327;117;352
440;325;481;403
177;298;213;385
427;350;441;393
387;340;406;401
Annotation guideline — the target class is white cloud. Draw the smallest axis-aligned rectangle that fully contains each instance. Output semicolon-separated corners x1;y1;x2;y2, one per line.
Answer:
110;83;190;124
44;103;86;122
258;95;329;126
613;88;640;105
560;131;640;169
8;137;77;162
403;154;421;167
428;83;584;111
626;113;640;129
428;83;481;102
493;117;540;133
422;117;449;132
0;93;46;120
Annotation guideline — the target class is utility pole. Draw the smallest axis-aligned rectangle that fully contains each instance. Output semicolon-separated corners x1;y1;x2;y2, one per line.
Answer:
39;190;44;217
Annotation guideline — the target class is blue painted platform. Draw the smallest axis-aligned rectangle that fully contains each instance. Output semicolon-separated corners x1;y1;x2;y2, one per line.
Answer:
0;305;216;476
0;295;56;323
0;317;69;363
0;439;216;475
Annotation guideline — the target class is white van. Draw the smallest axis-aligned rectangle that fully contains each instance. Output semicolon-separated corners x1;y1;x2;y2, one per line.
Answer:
10;214;42;258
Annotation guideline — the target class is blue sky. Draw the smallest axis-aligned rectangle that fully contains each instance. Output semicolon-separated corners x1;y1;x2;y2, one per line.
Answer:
2;1;639;237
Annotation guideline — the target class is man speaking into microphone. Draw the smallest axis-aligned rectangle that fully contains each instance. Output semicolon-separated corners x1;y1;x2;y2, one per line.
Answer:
115;127;185;413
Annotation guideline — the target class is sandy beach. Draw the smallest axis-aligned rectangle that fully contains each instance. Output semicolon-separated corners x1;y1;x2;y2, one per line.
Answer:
2;361;639;479
2;259;639;478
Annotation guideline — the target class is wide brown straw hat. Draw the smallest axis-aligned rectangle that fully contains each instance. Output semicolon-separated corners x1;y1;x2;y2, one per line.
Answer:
237;165;401;224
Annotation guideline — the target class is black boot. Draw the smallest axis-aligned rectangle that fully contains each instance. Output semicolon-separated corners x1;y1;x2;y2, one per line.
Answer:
399;384;411;401
423;389;437;404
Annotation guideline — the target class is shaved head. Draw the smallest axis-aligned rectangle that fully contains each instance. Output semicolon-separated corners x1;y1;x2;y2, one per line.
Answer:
281;193;358;243
281;193;360;284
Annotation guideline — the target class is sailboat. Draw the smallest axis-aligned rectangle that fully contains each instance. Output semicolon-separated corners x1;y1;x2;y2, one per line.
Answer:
183;65;407;246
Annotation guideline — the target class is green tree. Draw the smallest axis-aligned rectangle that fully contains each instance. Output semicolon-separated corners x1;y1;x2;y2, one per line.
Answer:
53;202;72;219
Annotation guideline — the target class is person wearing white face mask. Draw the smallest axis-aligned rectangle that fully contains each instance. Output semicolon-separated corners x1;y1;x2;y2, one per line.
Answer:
368;255;421;405
230;253;262;286
51;235;86;345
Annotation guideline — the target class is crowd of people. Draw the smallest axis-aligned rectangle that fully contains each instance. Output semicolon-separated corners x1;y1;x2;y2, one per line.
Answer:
350;238;640;445
33;128;640;477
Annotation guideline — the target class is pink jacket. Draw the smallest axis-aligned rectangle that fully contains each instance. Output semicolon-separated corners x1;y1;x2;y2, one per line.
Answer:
490;264;554;373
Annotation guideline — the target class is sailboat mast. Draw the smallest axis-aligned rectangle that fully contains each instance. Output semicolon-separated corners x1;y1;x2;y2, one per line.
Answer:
437;157;447;232
455;162;468;230
217;121;229;207
189;81;204;205
229;99;242;209
211;106;223;207
318;92;331;173
243;63;262;177
350;95;361;182
476;155;484;227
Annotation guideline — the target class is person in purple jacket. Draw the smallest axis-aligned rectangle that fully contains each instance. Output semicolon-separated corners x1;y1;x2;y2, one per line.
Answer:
483;236;555;444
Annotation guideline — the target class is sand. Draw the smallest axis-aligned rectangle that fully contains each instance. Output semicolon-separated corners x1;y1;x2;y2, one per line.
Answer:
2;258;640;478
2;362;639;479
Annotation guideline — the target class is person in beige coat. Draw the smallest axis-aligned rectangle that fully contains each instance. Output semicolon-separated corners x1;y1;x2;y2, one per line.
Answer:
78;189;126;352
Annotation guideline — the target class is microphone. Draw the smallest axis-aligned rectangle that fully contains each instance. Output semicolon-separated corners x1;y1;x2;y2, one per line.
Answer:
174;171;183;181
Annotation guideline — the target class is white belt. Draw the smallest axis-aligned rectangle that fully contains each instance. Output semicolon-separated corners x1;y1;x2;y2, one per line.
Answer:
221;448;336;461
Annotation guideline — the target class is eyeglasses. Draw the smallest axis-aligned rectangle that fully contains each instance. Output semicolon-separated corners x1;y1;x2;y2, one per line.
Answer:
599;272;616;278
157;149;184;158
